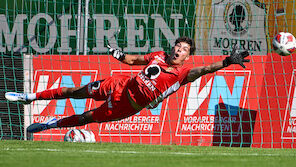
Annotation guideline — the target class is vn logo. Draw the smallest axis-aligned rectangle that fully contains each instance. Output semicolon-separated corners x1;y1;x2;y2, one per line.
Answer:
185;70;251;116
282;69;296;138
176;70;251;136
32;70;97;116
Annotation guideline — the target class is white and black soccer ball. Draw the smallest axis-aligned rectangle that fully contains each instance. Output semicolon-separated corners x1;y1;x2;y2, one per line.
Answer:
272;32;296;56
64;129;96;143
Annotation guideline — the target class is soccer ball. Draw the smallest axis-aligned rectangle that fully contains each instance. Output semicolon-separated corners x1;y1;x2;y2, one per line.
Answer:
272;32;296;56
64;129;96;143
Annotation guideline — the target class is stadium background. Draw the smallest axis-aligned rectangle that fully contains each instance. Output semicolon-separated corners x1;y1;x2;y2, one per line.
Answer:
0;0;296;148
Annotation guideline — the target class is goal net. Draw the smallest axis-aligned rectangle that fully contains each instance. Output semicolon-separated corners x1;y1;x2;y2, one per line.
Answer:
1;0;296;148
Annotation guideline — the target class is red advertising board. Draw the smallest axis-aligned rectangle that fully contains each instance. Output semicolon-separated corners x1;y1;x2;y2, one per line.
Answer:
27;54;296;148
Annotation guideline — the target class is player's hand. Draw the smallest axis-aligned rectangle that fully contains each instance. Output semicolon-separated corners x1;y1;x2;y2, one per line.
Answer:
223;45;250;68
108;45;126;61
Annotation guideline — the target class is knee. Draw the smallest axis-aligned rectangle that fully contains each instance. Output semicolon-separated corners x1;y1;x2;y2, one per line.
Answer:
78;114;88;125
79;111;94;125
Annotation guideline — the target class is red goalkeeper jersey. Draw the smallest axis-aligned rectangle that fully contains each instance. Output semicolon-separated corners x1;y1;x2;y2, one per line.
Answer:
127;51;191;109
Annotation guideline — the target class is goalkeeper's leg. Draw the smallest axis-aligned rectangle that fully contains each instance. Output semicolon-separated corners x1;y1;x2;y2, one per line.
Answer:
27;109;95;133
27;102;114;133
5;85;90;104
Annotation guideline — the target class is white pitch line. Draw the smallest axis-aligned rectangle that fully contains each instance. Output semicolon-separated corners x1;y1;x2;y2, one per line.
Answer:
2;147;291;157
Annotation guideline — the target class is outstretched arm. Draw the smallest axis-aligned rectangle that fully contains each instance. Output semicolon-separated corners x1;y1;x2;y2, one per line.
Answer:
108;46;148;65
187;46;250;82
187;60;224;82
122;54;147;65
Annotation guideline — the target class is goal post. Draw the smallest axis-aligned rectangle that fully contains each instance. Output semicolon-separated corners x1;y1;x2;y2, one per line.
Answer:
23;53;33;140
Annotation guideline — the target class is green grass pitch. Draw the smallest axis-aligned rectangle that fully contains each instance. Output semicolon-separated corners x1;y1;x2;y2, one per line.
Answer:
1;140;296;167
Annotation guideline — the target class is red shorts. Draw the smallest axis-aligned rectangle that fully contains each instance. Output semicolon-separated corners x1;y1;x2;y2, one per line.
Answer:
86;75;139;123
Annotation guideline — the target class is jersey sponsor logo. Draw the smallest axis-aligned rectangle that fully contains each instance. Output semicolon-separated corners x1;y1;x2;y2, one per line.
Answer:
153;55;166;64
282;69;296;139
99;70;168;136
165;67;174;72
144;64;161;79
138;72;157;91
176;70;251;136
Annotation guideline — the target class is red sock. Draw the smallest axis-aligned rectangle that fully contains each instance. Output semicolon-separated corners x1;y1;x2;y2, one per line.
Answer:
36;88;64;100
57;115;82;127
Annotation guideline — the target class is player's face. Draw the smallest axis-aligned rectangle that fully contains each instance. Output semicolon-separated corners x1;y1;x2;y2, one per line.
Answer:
168;42;190;66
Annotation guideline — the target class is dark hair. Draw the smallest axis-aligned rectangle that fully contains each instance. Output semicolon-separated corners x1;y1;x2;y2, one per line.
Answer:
175;36;196;55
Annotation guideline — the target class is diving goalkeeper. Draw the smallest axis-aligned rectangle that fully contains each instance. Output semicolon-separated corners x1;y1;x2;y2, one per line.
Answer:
5;36;250;133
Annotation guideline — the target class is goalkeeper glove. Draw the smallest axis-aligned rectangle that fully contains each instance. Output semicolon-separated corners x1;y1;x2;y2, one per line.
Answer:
223;45;250;68
108;45;126;61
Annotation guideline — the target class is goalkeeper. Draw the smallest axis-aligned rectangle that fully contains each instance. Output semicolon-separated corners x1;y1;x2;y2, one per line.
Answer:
5;36;250;133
